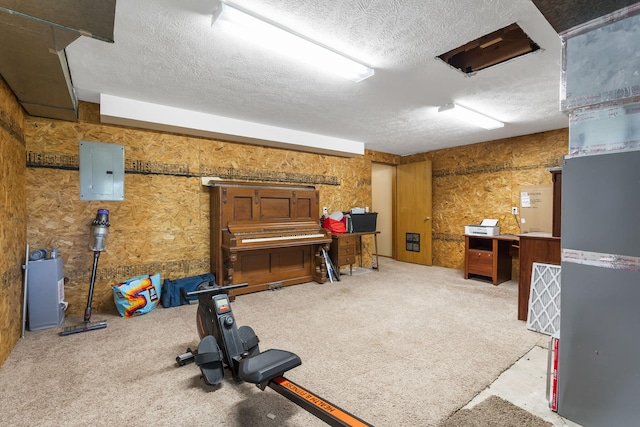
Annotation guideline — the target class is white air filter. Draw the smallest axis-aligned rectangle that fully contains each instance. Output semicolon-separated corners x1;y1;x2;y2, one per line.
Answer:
527;262;561;338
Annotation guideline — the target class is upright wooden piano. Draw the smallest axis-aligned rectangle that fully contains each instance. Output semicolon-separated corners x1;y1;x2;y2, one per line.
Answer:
206;181;331;296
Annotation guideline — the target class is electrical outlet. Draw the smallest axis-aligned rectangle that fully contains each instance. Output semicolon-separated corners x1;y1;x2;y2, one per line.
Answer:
511;207;519;215
323;207;328;215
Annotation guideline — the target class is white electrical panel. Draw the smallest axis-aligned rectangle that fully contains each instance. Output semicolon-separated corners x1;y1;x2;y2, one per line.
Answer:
79;140;125;201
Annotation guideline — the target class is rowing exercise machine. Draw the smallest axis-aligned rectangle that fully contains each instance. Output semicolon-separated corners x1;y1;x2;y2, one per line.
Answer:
176;282;372;427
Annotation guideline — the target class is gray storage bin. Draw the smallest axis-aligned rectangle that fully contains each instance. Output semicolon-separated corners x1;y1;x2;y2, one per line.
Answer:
27;257;65;331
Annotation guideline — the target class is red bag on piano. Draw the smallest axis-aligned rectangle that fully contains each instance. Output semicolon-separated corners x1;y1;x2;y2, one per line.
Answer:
322;217;347;234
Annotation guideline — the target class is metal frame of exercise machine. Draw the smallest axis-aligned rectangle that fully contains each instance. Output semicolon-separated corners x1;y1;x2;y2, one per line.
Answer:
177;283;373;427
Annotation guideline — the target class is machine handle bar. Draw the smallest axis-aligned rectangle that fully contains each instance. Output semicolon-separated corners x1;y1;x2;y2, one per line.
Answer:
185;282;248;298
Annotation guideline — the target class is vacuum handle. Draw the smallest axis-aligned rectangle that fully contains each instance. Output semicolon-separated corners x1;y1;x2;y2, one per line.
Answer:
84;251;100;323
185;283;248;298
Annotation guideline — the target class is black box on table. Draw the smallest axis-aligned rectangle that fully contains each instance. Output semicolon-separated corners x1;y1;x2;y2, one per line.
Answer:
350;213;377;232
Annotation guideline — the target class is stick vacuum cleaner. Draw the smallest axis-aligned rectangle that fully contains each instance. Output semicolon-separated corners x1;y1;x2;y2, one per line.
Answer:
61;209;111;336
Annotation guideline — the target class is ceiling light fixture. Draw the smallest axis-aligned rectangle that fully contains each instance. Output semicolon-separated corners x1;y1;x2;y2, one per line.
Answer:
437;103;504;130
211;1;374;82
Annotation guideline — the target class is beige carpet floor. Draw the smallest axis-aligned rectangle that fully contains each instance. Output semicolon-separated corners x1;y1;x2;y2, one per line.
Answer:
0;259;549;426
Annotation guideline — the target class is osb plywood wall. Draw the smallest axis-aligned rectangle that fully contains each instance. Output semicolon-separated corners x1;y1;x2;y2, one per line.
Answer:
24;103;376;317
0;77;26;366
2;88;566;366
404;129;568;273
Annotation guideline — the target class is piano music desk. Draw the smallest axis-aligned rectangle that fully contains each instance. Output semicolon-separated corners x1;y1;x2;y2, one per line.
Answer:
329;231;380;276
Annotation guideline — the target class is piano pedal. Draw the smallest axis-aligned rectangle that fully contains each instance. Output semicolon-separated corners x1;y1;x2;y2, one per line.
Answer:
268;282;283;291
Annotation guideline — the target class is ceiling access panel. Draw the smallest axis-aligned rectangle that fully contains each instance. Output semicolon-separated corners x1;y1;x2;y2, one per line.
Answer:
437;23;540;75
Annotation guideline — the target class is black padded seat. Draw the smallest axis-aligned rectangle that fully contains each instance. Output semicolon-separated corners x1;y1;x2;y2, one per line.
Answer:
238;349;301;384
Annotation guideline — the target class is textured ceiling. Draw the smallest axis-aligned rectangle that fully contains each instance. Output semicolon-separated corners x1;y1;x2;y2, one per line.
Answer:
64;0;569;156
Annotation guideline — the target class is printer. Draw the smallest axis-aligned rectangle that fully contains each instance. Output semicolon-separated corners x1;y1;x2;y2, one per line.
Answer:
464;219;500;236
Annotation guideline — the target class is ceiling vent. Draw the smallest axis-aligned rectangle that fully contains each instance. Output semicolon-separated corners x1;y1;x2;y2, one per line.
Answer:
437;23;540;74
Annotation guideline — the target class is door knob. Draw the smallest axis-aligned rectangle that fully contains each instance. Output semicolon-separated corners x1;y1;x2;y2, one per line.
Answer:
424;216;431;221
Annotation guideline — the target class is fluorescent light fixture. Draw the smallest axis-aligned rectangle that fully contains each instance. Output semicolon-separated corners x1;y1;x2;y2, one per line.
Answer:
211;1;374;82
437;103;504;130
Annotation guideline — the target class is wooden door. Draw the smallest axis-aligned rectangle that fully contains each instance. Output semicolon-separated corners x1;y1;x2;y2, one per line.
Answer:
371;162;394;257
396;161;432;265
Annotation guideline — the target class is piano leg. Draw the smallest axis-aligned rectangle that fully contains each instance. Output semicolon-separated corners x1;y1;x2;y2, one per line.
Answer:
223;253;237;299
